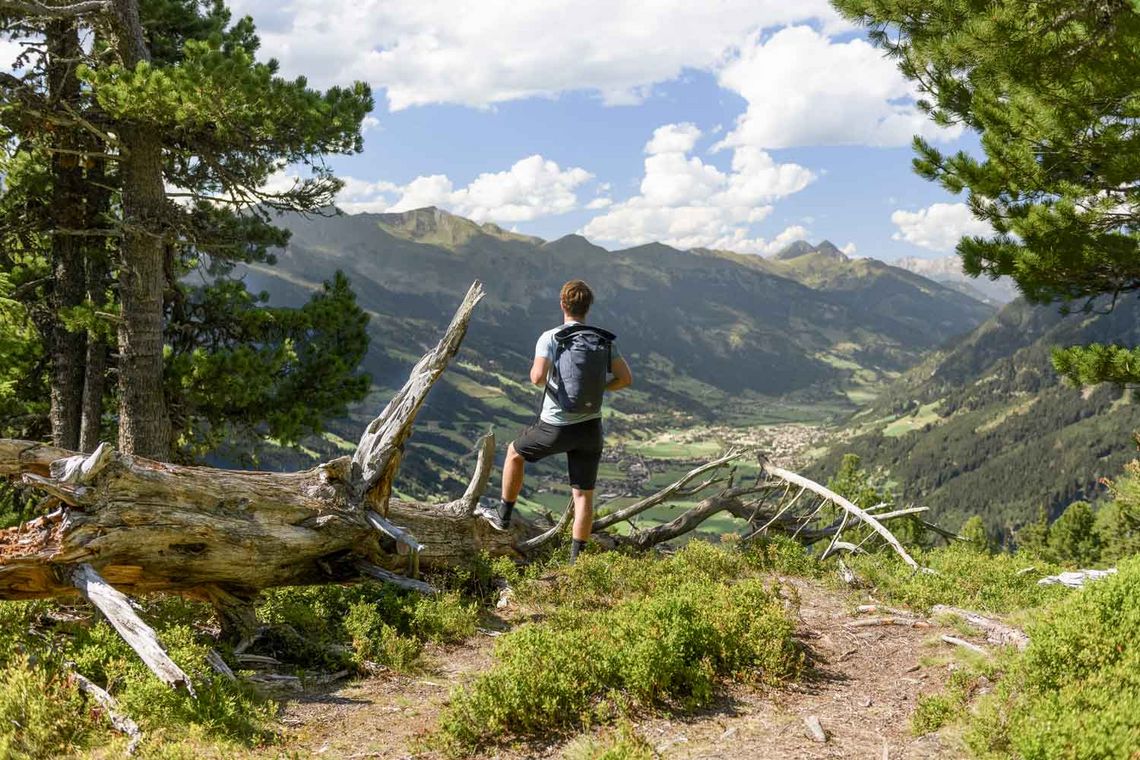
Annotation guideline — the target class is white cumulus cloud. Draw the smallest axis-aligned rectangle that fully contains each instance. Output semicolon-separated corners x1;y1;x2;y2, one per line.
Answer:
891;202;992;252
226;0;848;110
717;26;960;149
582;124;815;253
336;155;593;222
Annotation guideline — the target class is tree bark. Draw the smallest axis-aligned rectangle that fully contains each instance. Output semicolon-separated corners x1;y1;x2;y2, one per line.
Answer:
46;18;87;451
79;154;112;454
110;0;171;459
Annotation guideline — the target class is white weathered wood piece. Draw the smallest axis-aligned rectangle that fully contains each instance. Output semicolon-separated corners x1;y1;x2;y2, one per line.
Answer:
72;564;194;694
1038;568;1117;587
71;669;143;753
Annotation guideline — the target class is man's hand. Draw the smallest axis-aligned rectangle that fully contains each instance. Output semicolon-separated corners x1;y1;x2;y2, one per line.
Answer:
607;357;633;391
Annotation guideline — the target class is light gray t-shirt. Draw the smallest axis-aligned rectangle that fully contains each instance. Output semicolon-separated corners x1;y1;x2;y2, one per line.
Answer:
535;321;621;426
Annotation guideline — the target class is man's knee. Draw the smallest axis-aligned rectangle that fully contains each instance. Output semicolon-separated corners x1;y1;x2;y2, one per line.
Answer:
506;442;525;463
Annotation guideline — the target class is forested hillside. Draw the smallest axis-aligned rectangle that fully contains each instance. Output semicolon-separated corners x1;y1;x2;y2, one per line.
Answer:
816;297;1140;533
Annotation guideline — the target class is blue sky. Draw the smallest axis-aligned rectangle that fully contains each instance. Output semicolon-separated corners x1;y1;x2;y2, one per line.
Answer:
229;0;991;261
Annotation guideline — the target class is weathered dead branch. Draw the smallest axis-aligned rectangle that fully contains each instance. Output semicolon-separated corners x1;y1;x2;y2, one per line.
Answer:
71;669;142;753
931;605;1029;650
72;563;194;693
941;635;988;656
758;455;923;570
1038;568;1117;588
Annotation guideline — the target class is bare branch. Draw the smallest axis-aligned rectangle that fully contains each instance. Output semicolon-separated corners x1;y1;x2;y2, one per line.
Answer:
759;455;924;571
592;448;747;531
445;430;495;516
517;497;573;552
941;635;988;656
355;560;436;595
621;494;741;549
70;669;142;753
365;510;424;554
0;0;109;18
352;281;485;507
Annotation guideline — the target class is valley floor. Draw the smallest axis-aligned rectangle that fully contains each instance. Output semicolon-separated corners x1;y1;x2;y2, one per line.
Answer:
262;577;965;759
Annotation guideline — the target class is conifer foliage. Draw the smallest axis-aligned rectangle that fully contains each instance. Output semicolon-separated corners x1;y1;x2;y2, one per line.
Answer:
0;0;374;458
833;0;1140;385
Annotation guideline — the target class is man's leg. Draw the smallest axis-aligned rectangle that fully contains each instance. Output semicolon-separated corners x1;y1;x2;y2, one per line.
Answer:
497;442;526;527
569;487;593;563
567;419;603;563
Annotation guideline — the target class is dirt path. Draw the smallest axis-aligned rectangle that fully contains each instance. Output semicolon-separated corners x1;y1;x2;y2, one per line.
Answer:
265;578;967;759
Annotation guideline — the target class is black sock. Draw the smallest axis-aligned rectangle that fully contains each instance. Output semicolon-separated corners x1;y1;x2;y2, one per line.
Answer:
498;500;515;524
569;538;587;563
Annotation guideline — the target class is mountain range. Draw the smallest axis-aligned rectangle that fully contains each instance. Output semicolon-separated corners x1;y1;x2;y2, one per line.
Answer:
235;206;994;494
250;206;992;408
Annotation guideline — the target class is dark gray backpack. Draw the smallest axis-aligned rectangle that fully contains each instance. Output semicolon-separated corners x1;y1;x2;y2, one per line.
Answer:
546;325;615;414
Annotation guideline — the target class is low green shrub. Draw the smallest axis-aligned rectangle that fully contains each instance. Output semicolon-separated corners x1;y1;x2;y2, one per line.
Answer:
258;583;478;670
434;571;801;753
562;722;656;760
848;543;1068;613
745;534;826;578
514;537;817;611
0;657;90;759
410;592;479;644
967;556;1140;759
344;602;423;672
911;666;995;736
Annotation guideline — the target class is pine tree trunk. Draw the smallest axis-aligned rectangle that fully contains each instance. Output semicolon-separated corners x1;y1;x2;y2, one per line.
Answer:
79;157;111;454
110;0;171;459
46;19;87;451
79;336;106;453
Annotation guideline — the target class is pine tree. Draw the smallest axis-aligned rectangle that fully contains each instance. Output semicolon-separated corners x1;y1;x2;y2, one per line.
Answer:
960;515;992;553
1048;500;1102;566
833;0;1140;385
0;0;375;458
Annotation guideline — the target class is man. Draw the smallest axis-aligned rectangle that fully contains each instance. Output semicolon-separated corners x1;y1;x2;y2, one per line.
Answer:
486;280;633;563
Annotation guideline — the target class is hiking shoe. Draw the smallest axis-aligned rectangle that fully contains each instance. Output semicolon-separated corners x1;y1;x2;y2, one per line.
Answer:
475;503;510;531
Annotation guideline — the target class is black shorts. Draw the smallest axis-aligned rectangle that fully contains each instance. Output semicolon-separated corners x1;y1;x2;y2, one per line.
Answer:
511;418;604;491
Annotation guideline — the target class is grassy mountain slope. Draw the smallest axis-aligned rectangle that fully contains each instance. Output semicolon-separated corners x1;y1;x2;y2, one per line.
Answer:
814;297;1140;533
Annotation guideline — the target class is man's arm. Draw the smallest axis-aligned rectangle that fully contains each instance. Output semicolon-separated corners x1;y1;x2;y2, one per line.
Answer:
530;357;549;387
607;356;633;391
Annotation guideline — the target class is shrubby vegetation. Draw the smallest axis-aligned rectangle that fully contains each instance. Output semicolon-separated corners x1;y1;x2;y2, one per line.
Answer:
848;542;1067;613
966;557;1140;758
433;540;810;754
0;581;479;756
0;597;272;757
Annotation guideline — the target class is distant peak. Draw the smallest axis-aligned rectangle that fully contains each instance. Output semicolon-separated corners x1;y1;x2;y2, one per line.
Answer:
814;240;848;261
772;240;817;260
376;206;458;236
375;206;543;247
